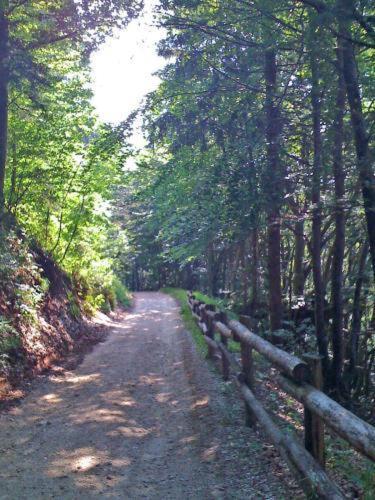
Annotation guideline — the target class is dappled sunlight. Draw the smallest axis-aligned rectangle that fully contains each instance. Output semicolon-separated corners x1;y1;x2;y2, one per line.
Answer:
40;393;63;405
65;373;102;386
48;446;131;492
201;444;219;462
104;389;137;408
155;391;172;403
69;405;127;426
191;396;210;410
75;454;99;472
0;293;227;497
48;447;109;477
263;378;304;432
139;374;165;386
108;425;154;438
180;435;197;445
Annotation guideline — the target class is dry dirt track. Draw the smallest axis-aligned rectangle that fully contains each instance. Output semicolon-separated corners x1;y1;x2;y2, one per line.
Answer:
0;292;294;499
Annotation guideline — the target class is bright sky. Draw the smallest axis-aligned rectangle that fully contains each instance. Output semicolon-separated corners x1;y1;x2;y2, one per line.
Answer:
90;1;166;147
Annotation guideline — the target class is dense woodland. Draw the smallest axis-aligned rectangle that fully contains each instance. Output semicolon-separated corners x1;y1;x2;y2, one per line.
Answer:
0;1;141;381
0;0;142;313
0;1;374;415
121;0;375;408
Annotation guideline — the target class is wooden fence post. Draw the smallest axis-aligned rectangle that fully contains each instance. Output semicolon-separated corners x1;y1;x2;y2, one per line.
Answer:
303;354;325;467
205;304;216;359
217;312;230;381
241;341;256;426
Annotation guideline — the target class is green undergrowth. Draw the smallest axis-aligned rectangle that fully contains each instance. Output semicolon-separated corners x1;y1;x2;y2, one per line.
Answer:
190;290;240;352
189;291;238;321
161;288;208;356
112;278;132;309
76;270;132;317
161;287;241;354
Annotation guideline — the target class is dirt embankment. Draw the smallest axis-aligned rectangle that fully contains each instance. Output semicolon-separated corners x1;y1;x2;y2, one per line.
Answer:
0;240;107;406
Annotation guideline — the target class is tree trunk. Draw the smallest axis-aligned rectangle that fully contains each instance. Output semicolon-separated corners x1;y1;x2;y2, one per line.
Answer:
349;242;368;373
265;48;283;340
293;218;305;297
338;0;375;280
0;3;9;224
250;227;259;314
330;42;346;391
240;238;249;309
309;33;330;381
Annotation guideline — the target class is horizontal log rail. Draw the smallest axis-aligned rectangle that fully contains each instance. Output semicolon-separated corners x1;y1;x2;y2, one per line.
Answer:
277;375;375;462
186;291;375;499
239;382;344;499
229;319;308;382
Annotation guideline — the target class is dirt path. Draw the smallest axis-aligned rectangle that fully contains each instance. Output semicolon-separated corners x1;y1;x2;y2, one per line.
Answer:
0;292;294;499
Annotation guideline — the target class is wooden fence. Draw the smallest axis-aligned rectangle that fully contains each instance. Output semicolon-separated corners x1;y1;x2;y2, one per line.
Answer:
187;291;375;499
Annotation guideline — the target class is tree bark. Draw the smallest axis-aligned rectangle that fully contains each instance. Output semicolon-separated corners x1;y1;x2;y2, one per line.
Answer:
337;0;375;280
330;42;346;391
293;218;305;297
250;227;259;314
240;238;249;309
349;241;368;373
264;48;283;340
309;31;330;381
0;2;9;224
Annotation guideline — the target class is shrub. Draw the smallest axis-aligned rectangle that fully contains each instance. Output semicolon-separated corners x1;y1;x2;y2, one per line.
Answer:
112;278;131;308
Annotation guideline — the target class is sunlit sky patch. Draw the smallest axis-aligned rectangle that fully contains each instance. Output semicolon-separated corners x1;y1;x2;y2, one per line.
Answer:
90;1;165;148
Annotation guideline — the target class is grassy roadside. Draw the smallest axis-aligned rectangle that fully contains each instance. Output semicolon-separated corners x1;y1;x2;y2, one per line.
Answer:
161;287;208;356
187;291;237;319
161;287;240;353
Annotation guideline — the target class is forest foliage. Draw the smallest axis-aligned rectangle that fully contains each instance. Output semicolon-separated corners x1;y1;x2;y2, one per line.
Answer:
120;0;375;409
0;0;141;317
0;1;374;412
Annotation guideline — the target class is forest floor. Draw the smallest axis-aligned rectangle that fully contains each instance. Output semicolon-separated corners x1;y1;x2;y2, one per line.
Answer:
0;292;302;499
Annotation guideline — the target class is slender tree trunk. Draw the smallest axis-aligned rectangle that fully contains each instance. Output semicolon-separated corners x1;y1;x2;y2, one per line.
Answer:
240;238;249;309
288;246;294;314
310;35;330;381
293;218;305;297
265;48;283;340
235;244;243;294
251;227;259;314
0;3;9;224
349;241;368;373
337;0;375;280
363;305;374;396
222;250;227;291
330;43;346;391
